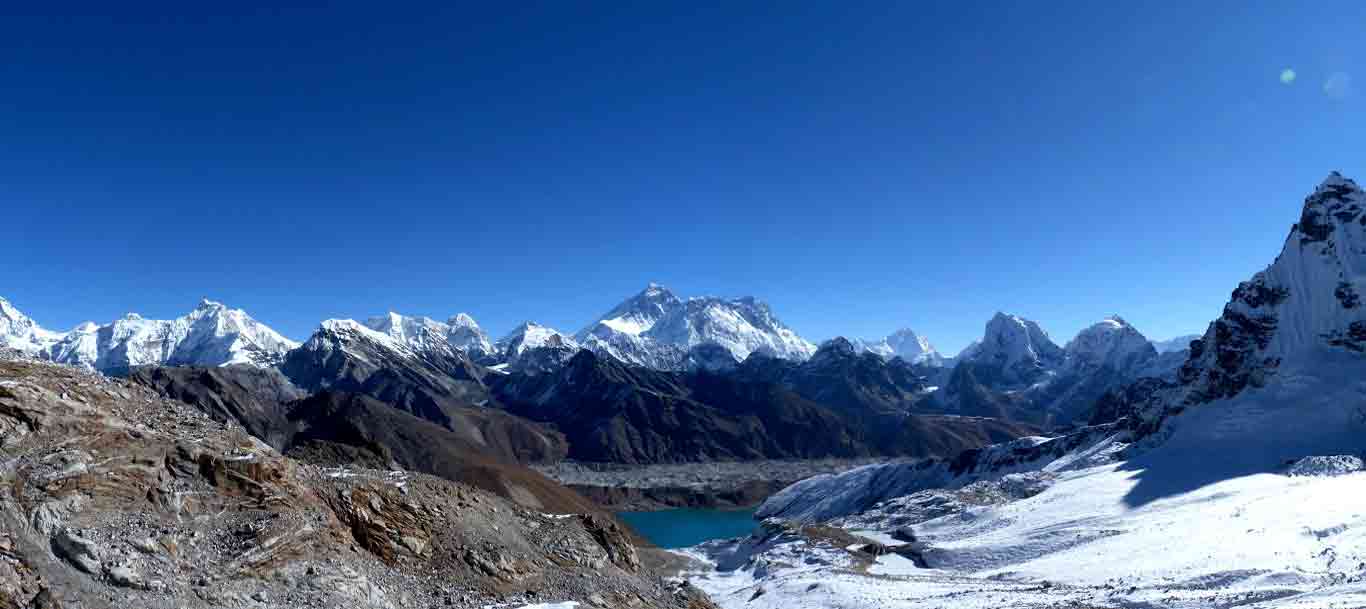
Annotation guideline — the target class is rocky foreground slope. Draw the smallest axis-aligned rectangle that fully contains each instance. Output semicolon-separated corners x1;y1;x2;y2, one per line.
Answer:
0;352;715;609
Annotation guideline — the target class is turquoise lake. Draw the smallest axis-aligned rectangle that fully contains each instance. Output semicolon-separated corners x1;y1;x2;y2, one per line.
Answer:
616;508;759;549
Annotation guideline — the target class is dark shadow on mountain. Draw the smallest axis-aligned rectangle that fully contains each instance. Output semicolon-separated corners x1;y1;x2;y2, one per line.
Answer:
1117;446;1275;509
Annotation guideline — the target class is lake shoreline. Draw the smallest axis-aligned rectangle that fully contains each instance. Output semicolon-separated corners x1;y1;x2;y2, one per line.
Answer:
536;458;889;511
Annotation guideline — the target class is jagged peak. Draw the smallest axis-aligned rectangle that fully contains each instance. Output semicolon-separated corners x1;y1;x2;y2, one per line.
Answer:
817;336;858;355
0;297;24;319
508;320;546;333
1317;170;1359;191
194;298;226;312
448;312;480;328
641;282;674;297
318;318;365;334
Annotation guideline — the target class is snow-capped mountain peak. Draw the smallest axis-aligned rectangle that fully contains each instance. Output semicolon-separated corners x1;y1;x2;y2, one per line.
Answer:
0;297;63;355
579;283;682;338
574;284;816;370
360;311;495;361
500;321;577;355
963;312;1064;385
851;327;943;365
492;321;581;373
1064;315;1156;372
317;317;409;353
448;312;479;329
812;336;860;363
1161;171;1366;408
30;299;299;372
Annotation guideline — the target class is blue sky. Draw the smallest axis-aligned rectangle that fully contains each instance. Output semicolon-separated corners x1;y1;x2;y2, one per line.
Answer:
3;1;1364;353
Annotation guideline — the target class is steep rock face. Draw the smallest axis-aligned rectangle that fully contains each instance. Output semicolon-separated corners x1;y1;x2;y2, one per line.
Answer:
492;350;1032;464
0;356;712;609
1026;316;1162;425
492;350;869;463
445;313;496;360
127;365;306;449
575;284;816;370
281;319;492;424
931;315;1170;427
36;299;298;373
493;322;581;373
128;365;569;486
683;343;742;373
958;313;1065;388
739;338;932;421
927;360;1028;421
1173;173;1366;405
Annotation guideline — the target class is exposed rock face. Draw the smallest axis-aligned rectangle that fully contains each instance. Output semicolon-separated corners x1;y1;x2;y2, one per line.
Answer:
127;366;571;500
737;338;932;421
0;355;714;609
959;312;1065;388
1122;173;1366;431
493;350;869;464
127;364;305;448
493;350;1035;464
280;319;493;428
285;391;574;500
927;315;1179;428
494;322;581;373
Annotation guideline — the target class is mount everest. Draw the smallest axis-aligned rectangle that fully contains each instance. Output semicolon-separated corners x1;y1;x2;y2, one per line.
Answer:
4;173;1365;608
1;285;1197;433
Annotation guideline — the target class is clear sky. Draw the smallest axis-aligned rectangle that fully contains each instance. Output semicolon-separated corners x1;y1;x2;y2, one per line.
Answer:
4;2;1365;354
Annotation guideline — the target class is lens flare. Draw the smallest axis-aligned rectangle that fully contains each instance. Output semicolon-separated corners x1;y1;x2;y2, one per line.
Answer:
1324;72;1352;99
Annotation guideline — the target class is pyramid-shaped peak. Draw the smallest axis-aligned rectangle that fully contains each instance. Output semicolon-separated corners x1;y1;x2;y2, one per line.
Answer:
448;312;480;328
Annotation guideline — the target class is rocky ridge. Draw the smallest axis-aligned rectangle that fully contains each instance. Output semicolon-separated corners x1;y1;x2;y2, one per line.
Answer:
0;351;717;609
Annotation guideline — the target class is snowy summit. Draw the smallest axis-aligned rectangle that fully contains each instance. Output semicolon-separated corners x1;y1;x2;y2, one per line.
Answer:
575;283;816;370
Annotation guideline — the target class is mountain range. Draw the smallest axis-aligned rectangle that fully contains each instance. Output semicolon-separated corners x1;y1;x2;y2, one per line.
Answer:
6;170;1364;608
707;173;1366;608
0;288;1191;396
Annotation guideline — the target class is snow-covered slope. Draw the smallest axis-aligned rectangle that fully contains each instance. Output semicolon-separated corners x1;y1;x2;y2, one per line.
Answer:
683;172;1366;609
851;328;943;365
575;284;816;369
687;452;1366;609
496;322;581;373
1063;315;1156;373
1128;172;1366;430
362;311;495;361
0;297;64;355
28;299;298;372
